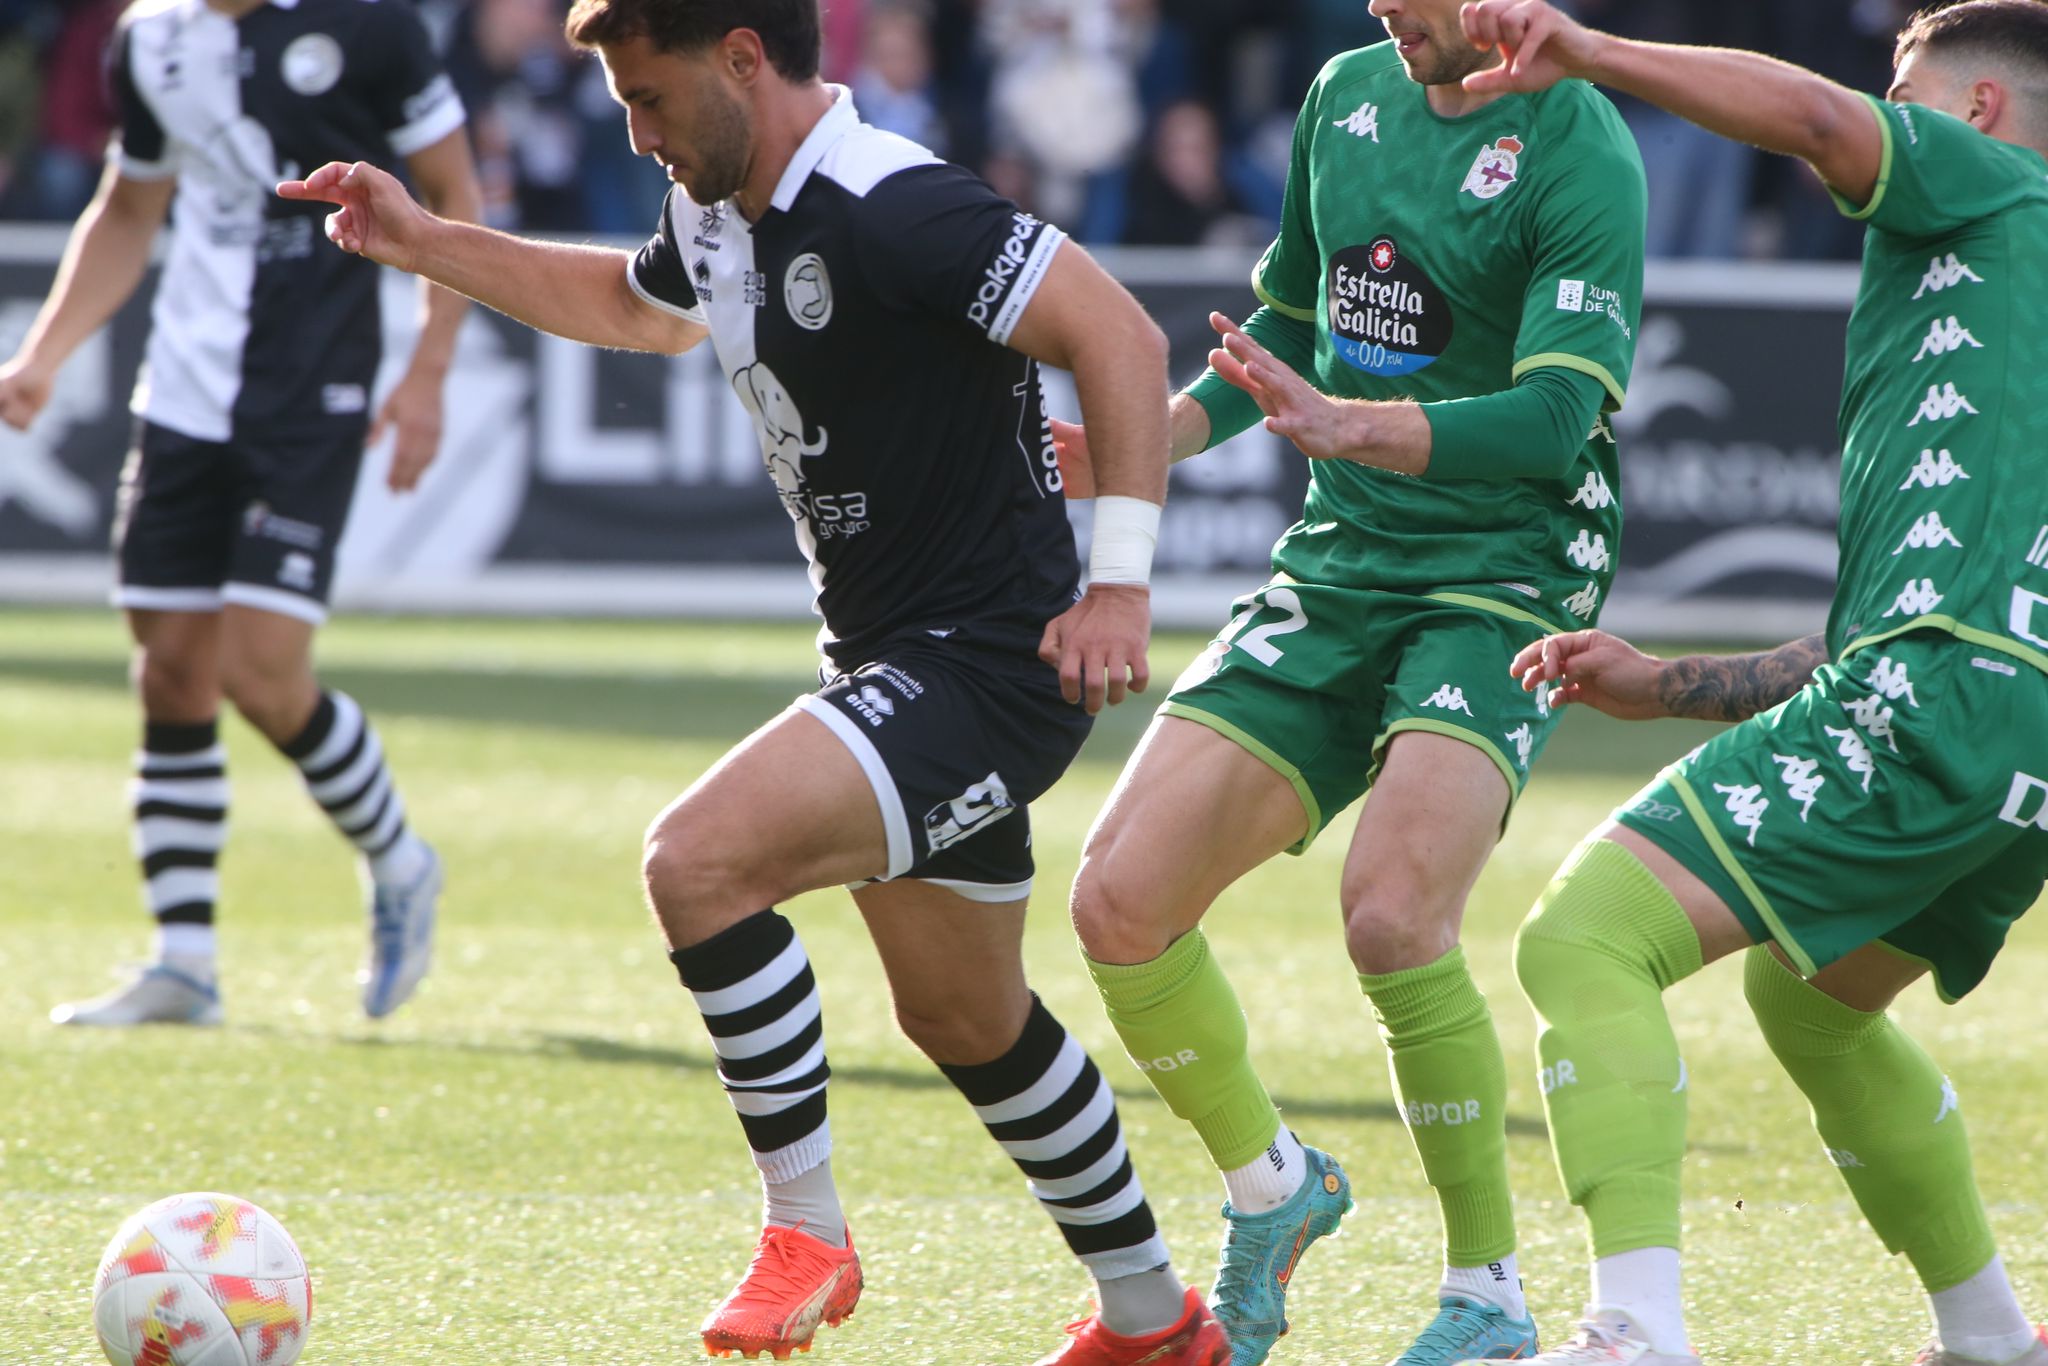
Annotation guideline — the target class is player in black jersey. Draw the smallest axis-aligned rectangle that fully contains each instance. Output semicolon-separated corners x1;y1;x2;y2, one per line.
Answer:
0;0;482;1027
280;1;1228;1361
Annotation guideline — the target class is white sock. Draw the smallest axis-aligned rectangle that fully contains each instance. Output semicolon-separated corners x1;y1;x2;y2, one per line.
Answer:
155;924;217;969
763;1155;848;1248
1591;1246;1688;1354
368;829;432;887
1095;1263;1188;1338
1443;1253;1526;1319
1933;1256;2038;1363
1221;1126;1307;1215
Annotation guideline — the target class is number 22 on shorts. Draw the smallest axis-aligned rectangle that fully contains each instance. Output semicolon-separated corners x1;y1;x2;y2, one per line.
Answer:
1220;586;1309;666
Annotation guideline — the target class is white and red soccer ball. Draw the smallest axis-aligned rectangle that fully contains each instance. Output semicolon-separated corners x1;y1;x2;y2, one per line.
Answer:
92;1193;311;1366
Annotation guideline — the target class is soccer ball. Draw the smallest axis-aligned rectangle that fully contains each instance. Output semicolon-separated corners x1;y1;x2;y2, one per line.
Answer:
92;1193;312;1366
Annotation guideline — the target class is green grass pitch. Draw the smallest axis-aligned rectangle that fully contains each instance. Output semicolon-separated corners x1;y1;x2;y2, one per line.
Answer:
3;609;2043;1364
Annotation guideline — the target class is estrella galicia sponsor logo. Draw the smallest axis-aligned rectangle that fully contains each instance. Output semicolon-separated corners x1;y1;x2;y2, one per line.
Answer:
1327;238;1452;376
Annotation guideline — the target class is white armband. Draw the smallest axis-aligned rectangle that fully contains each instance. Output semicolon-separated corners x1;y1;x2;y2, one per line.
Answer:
1088;495;1162;587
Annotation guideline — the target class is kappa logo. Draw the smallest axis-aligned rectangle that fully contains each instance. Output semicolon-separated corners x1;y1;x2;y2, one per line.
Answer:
1714;782;1771;846
1423;684;1474;715
1913;253;1984;299
1505;722;1534;770
925;772;1014;852
1567;470;1614;508
1587;414;1616;446
1772;752;1825;821
1461;134;1524;200
1562;580;1601;621
1911;315;1983;362
1900;448;1970;489
1907;382;1979;427
1866;655;1921;707
1935;1076;1960;1124
1882;577;1945;618
1824;724;1877;792
1893;510;1963;555
1333;99;1382;142
1565;529;1611;572
1842;693;1901;752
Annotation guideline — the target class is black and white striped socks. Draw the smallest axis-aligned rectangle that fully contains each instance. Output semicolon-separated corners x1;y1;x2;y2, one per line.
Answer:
133;719;228;964
671;911;841;1239
939;996;1172;1282
279;690;425;882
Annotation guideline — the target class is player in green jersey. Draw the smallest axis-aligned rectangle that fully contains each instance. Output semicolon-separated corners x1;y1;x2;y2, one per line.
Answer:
1052;1;1645;1361
1452;2;2048;1363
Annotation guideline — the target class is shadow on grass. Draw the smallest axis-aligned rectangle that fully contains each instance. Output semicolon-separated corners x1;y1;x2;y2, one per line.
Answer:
0;649;1720;774
337;1028;1593;1142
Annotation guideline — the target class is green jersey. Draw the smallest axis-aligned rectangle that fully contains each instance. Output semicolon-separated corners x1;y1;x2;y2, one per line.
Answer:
1253;42;1646;628
1827;96;2048;678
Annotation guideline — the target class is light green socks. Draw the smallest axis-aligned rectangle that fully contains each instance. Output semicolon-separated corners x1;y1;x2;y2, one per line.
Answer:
1515;839;1704;1257
1357;945;1516;1266
1085;928;1283;1170
1743;946;1997;1292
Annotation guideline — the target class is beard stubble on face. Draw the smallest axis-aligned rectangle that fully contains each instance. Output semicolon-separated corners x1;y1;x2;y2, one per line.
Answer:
679;77;753;205
1406;24;1500;87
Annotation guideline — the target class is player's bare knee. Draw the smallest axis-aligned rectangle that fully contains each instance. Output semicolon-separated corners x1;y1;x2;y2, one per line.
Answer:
891;996;1015;1067
1341;872;1461;974
132;647;216;718
218;659;306;741
640;807;766;940
1070;844;1176;963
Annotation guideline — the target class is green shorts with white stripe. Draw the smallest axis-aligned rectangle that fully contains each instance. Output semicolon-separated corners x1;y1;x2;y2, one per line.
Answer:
1161;577;1561;853
1615;630;2048;1002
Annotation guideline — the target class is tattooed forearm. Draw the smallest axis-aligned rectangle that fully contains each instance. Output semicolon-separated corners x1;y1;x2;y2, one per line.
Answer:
1655;634;1829;723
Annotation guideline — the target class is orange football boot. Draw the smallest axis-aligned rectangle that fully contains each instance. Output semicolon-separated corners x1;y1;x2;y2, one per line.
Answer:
1035;1288;1233;1366
700;1223;861;1360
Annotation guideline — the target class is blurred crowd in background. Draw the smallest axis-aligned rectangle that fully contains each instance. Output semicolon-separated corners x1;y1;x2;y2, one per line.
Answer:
0;0;1917;259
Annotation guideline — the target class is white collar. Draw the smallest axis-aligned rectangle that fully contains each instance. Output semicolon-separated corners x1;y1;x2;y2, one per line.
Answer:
768;85;859;213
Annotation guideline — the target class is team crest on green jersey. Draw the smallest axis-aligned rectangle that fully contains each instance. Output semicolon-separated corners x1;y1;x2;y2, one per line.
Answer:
1461;134;1524;200
1326;236;1453;376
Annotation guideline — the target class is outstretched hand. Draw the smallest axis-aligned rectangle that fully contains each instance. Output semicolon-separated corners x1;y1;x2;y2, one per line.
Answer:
1208;312;1358;462
1458;1;1598;95
1039;583;1152;714
1509;628;1669;720
277;161;430;272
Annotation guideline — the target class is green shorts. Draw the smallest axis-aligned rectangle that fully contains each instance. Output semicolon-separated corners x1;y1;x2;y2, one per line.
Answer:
1162;578;1560;853
1615;633;2048;1002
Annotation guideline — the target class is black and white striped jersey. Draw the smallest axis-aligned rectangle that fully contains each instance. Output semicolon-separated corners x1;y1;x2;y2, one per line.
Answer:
628;89;1082;670
111;0;464;442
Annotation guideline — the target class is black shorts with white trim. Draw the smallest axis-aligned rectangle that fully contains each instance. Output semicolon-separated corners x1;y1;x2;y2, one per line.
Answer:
112;418;367;624
797;635;1092;899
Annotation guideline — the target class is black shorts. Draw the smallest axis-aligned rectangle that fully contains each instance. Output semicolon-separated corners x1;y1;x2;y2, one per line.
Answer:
796;637;1094;901
111;418;367;624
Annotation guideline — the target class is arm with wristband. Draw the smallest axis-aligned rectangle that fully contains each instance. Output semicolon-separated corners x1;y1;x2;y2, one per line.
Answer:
1004;239;1171;714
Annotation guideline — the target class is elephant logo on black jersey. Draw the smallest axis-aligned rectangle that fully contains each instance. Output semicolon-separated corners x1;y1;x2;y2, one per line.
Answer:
733;361;829;513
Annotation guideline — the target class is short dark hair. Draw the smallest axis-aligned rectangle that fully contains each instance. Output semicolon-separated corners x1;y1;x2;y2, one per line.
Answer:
565;0;822;81
1896;0;2048;75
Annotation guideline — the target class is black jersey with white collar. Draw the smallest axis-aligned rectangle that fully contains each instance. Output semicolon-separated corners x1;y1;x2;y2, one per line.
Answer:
628;89;1081;670
111;0;464;442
